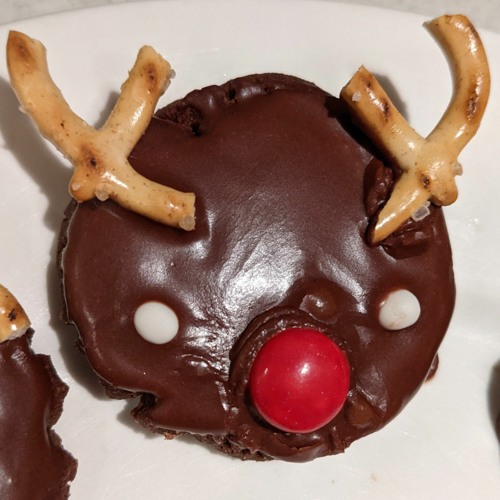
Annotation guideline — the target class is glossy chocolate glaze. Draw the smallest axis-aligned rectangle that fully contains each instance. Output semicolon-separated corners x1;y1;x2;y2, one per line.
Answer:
0;331;77;498
59;74;455;461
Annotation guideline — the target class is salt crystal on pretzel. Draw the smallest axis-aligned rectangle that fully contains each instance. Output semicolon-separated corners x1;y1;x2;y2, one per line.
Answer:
6;31;195;231
340;15;490;244
0;285;31;343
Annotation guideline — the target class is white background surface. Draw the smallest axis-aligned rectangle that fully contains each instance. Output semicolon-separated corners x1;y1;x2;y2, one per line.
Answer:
0;0;499;32
0;1;499;499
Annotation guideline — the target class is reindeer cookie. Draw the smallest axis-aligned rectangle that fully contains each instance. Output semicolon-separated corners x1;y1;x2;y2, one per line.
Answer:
7;15;490;461
0;285;77;497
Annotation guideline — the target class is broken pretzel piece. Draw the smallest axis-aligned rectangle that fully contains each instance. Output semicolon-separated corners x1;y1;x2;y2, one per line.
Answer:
0;285;31;343
340;15;490;244
7;31;195;231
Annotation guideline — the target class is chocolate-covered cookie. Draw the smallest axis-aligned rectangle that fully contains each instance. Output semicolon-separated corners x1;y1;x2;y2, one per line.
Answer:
0;285;77;498
59;74;455;461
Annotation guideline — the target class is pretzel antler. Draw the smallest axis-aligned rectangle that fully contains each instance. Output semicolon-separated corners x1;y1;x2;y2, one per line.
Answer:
7;31;195;231
340;15;490;244
0;285;31;343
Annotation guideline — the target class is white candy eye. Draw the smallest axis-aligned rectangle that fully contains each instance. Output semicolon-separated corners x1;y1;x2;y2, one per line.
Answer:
134;301;179;344
378;289;421;330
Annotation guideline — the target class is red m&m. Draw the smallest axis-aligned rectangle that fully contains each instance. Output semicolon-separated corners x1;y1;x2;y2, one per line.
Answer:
248;327;350;433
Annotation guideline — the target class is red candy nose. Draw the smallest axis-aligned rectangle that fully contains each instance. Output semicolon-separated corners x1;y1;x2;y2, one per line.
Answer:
248;327;350;433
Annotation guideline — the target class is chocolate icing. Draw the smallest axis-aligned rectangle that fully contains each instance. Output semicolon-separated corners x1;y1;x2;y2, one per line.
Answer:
0;331;77;498
59;74;455;461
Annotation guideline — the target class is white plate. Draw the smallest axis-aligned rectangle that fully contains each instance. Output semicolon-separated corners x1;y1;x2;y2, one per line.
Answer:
1;1;499;499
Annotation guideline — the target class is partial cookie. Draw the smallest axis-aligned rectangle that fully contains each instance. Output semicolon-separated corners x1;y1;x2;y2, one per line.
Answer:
0;285;77;498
